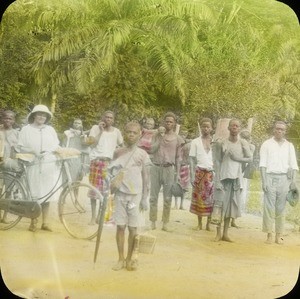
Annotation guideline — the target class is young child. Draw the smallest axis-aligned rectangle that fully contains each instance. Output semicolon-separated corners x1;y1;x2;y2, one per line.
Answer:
109;122;150;271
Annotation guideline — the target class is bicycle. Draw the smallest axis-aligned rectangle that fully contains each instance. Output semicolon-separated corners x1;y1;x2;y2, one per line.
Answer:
0;150;103;240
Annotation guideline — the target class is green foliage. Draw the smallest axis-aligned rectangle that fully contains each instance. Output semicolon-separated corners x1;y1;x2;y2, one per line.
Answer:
0;0;299;140
246;171;263;215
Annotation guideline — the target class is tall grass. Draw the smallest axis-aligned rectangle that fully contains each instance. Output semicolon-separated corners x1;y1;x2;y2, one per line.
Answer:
246;170;263;215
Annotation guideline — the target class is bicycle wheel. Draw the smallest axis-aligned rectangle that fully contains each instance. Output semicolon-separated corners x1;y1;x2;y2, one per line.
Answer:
58;182;103;240
0;171;27;230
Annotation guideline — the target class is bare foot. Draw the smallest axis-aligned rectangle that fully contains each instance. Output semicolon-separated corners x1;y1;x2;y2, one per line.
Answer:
0;218;10;224
206;224;212;231
265;233;273;244
112;260;125;271
151;221;156;230
162;224;173;232
231;222;239;228
193;225;202;231
264;237;272;244
214;234;222;242
222;236;233;242
126;259;138;271
275;235;284;245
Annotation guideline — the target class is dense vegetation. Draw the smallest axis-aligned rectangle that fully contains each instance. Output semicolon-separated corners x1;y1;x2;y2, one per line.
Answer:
0;0;299;148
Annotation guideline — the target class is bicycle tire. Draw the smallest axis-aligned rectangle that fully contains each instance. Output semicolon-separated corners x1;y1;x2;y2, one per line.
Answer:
58;182;103;240
0;171;28;230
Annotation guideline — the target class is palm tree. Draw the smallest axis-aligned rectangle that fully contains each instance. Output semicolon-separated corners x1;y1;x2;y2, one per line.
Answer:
1;0;299;135
26;0;216;110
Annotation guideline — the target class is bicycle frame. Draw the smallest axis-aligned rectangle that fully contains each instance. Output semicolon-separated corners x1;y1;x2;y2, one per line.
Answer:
0;155;81;218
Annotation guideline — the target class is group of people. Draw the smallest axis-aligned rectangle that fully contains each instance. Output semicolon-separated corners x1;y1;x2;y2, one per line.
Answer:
0;105;299;272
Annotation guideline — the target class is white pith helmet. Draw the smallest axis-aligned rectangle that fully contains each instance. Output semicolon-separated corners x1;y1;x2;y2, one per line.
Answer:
27;104;53;124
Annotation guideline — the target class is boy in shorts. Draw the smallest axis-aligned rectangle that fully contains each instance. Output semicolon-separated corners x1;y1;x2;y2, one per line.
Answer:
109;122;150;271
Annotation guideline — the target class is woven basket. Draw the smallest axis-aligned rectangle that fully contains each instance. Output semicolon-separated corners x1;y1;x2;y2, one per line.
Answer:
137;233;156;254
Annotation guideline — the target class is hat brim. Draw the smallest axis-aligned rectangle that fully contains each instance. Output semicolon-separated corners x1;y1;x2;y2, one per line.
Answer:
27;111;52;124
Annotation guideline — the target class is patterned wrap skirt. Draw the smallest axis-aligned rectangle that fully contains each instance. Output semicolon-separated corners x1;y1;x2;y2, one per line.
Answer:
179;164;190;191
189;167;214;216
89;159;110;194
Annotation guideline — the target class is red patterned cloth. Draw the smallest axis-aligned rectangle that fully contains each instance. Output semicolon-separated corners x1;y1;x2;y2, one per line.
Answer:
189;167;214;216
179;164;190;191
89;159;109;194
137;129;155;153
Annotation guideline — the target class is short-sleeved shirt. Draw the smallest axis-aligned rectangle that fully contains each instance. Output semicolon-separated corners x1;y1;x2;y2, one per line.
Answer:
151;134;184;165
259;137;299;174
89;125;123;160
109;147;151;195
0;127;19;159
189;137;213;170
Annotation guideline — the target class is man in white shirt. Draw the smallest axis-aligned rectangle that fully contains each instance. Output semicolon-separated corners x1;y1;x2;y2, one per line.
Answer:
189;118;214;231
259;121;298;244
88;111;123;224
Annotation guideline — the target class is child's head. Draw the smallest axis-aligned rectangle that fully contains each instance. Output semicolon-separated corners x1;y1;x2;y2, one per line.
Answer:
124;122;142;145
240;129;251;141
73;118;83;130
158;126;166;136
144;117;155;130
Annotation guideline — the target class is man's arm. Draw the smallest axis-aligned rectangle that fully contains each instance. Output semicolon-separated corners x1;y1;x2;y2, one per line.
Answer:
140;157;150;211
212;140;223;190
260;167;268;193
229;139;253;163
148;132;162;154
88;123;105;147
189;156;196;185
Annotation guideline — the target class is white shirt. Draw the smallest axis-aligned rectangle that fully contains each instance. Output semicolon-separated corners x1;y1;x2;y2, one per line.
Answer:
189;137;213;170
259;137;299;174
89;125;123;160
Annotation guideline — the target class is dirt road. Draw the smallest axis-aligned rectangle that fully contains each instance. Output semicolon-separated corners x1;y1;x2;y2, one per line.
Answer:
0;196;299;299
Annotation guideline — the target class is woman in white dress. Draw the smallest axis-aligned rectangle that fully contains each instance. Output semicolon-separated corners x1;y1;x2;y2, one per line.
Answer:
18;105;61;232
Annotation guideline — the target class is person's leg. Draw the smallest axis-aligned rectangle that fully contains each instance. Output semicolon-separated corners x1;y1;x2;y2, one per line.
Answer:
41;202;52;231
162;196;172;231
89;160;98;224
214;224;222;241
231;218;238;228
112;225;126;270
275;176;289;244
206;216;211;231
1;211;9;223
89;198;97;225
263;175;276;244
161;168;174;231
179;194;184;210
195;216;202;230
174;197;178;209
149;166;161;229
29;218;38;232
126;226;138;271
222;217;232;242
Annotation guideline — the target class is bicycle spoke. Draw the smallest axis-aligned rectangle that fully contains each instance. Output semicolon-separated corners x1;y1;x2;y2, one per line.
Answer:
0;172;27;230
58;183;103;239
